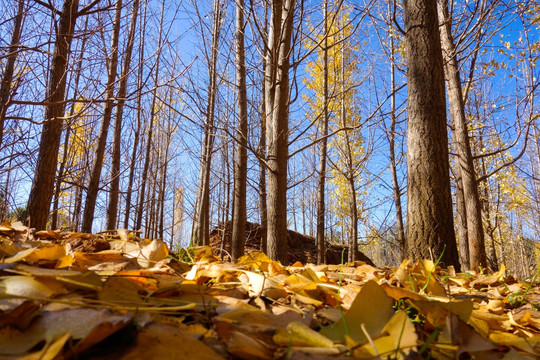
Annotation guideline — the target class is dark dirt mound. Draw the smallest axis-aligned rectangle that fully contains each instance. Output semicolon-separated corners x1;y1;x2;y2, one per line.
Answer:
209;221;375;266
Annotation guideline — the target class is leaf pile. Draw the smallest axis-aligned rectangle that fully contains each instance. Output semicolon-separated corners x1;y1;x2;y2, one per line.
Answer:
1;221;540;359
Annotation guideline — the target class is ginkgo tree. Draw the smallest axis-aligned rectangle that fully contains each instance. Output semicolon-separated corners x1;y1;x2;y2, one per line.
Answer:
304;1;368;262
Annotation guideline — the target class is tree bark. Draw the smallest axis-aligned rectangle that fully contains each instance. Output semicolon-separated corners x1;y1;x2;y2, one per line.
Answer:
316;0;329;265
81;0;123;233
403;0;460;270
27;0;79;230
192;0;222;246
265;0;296;265
437;0;487;271
0;0;25;148
107;0;140;230
231;0;248;261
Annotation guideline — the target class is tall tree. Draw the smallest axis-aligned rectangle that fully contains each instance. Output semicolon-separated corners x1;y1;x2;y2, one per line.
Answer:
231;0;248;260
315;0;330;265
107;0;141;230
437;0;487;270
82;0;123;232
27;0;82;229
192;0;223;246
265;0;296;264
403;0;460;269
0;0;25;149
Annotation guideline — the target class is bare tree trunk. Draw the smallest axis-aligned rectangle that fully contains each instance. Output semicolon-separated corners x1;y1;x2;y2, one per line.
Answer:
192;0;223;246
316;0;329;265
403;0;460;270
265;0;296;265
136;0;165;234
107;0;140;230
81;0;123;232
0;0;25;148
437;0;486;271
259;7;269;253
27;0;80;230
124;4;146;229
454;167;471;269
231;0;248;260
388;5;406;259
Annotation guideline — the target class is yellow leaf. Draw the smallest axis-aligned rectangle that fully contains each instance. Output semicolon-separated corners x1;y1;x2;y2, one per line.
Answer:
25;245;66;263
320;280;395;342
273;321;334;348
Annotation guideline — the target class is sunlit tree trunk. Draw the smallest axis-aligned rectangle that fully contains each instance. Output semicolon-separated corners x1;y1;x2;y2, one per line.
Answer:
403;0;460;270
265;0;296;265
316;0;329;265
437;0;486;271
107;0;140;230
27;0;80;230
231;0;248;260
81;0;123;232
387;3;406;259
192;0;223;246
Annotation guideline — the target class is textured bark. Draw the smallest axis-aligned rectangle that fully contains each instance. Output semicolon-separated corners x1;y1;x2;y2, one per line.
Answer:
403;0;460;269
0;0;25;148
316;0;329;265
265;0;296;265
107;0;140;231
231;0;248;260
192;0;222;246
81;0;123;233
454;167;471;269
27;0;79;230
437;0;486;271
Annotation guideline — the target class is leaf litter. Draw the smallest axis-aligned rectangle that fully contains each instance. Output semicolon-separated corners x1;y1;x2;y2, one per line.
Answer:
1;221;539;359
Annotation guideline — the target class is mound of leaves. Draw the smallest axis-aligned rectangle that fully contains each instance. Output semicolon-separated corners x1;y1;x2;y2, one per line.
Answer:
209;221;374;266
1;221;540;359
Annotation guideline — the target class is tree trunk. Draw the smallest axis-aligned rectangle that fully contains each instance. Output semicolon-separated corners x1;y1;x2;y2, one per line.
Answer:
231;0;248;260
454;167;471;269
124;3;146;230
0;0;25;148
136;0;165;235
403;0;460;270
107;0;140;230
388;8;406;259
192;0;222;246
316;0;329;265
265;0;296;265
81;0;123;233
437;0;486;271
27;0;79;230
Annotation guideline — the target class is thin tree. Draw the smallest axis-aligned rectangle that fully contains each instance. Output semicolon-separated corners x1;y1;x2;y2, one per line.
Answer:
82;0;123;232
315;0;330;265
0;0;25;149
192;0;223;246
231;0;249;260
107;0;141;230
437;0;486;270
402;0;460;269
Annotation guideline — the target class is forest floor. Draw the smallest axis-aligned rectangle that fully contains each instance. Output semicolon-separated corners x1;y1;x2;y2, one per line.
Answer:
0;221;539;359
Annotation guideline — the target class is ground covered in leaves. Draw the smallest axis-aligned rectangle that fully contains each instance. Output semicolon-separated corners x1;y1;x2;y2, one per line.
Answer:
1;222;539;359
